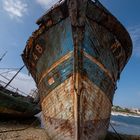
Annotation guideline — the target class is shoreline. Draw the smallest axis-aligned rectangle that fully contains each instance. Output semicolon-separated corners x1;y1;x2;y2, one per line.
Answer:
111;111;140;118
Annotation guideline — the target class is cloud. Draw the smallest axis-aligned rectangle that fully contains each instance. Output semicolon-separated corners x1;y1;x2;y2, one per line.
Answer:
36;0;59;9
2;0;28;20
0;69;36;95
128;25;140;57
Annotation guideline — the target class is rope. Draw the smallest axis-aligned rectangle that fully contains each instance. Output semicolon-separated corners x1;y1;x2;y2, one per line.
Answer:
90;110;123;140
109;122;123;140
95;111;123;140
4;65;25;89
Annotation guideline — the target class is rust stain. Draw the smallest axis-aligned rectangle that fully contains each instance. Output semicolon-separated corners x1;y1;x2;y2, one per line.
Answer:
40;74;112;139
41;76;75;139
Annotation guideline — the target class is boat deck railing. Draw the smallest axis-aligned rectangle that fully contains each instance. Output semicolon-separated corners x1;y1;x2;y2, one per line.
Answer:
0;79;28;97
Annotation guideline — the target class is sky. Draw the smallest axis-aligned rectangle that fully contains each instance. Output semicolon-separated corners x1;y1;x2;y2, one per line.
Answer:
0;69;36;95
0;0;140;108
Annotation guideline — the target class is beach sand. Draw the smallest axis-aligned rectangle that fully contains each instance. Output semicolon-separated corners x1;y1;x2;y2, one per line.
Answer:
0;117;140;140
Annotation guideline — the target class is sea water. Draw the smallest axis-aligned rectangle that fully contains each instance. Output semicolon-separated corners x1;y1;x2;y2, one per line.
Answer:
109;115;140;135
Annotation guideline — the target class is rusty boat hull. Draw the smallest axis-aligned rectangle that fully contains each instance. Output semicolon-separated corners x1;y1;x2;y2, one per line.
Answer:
22;0;132;139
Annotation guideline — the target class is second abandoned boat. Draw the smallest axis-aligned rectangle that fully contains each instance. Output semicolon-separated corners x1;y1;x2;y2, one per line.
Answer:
22;0;132;139
0;85;40;118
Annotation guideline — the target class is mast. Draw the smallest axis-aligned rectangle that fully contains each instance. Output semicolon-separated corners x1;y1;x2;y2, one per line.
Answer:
4;65;25;89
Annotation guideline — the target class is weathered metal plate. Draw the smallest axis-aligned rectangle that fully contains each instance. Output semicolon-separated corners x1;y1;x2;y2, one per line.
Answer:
42;76;75;140
78;76;111;140
41;76;112;140
83;19;119;80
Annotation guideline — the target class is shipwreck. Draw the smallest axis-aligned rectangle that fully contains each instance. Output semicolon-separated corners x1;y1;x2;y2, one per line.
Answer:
0;81;40;118
0;66;40;118
22;0;132;139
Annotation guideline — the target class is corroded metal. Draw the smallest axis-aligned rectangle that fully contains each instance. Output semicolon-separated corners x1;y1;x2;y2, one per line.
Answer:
22;0;132;139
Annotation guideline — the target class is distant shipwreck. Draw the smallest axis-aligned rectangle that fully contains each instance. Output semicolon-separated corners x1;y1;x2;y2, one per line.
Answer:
22;0;132;139
0;85;40;118
0;70;40;118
